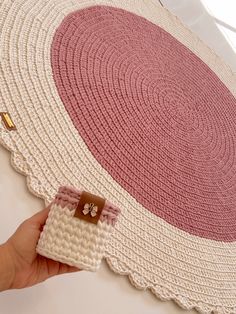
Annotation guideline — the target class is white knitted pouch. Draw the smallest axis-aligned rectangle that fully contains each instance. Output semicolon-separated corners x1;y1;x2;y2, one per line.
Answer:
36;186;120;271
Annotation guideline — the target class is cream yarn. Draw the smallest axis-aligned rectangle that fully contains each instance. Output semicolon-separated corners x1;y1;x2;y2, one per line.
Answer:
1;1;236;313
36;186;119;271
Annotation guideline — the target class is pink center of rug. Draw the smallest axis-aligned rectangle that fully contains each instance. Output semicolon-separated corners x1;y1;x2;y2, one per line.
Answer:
51;6;236;241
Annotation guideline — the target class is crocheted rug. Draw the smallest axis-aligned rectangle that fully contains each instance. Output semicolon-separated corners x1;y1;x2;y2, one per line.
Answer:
1;0;236;313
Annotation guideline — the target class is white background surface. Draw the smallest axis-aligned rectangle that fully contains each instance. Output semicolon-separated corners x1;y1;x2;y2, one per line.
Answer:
0;1;235;313
161;0;236;72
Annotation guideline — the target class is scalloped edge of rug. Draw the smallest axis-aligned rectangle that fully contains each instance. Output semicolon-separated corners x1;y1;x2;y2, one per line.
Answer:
1;2;236;314
105;255;236;314
1;135;235;314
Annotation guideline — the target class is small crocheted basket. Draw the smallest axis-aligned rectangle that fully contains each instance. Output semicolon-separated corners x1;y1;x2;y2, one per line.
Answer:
36;186;120;271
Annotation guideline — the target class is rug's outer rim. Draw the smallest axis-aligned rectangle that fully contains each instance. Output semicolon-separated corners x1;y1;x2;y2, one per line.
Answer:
105;255;236;314
1;135;235;314
0;1;236;313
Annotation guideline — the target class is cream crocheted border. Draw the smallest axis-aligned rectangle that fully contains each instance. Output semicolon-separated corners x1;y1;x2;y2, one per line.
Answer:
37;203;114;271
1;1;236;313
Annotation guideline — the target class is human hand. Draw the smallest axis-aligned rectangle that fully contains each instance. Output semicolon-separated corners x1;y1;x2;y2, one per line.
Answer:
0;207;80;291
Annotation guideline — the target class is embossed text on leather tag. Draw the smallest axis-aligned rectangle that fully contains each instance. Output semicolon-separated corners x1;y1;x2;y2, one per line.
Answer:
0;112;16;131
74;191;105;224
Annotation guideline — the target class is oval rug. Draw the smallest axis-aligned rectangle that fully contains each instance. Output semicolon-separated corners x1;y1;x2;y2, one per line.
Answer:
0;1;236;313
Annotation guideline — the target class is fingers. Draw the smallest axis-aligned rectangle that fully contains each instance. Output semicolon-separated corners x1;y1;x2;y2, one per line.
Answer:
58;262;80;275
66;266;80;273
45;258;81;277
29;205;51;226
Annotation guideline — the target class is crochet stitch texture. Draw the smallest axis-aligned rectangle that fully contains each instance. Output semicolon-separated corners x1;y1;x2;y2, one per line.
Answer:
1;1;236;313
36;186;120;271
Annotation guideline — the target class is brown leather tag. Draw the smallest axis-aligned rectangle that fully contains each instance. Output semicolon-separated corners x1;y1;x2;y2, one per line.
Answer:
74;191;106;224
0;112;16;131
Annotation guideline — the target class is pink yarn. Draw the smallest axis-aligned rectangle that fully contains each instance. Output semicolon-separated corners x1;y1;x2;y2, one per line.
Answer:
51;6;236;241
55;186;120;226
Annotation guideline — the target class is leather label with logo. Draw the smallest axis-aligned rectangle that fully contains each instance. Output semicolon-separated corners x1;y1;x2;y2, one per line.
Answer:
74;191;105;224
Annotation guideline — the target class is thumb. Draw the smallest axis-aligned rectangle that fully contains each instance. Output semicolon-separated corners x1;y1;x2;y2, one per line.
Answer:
28;205;51;228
